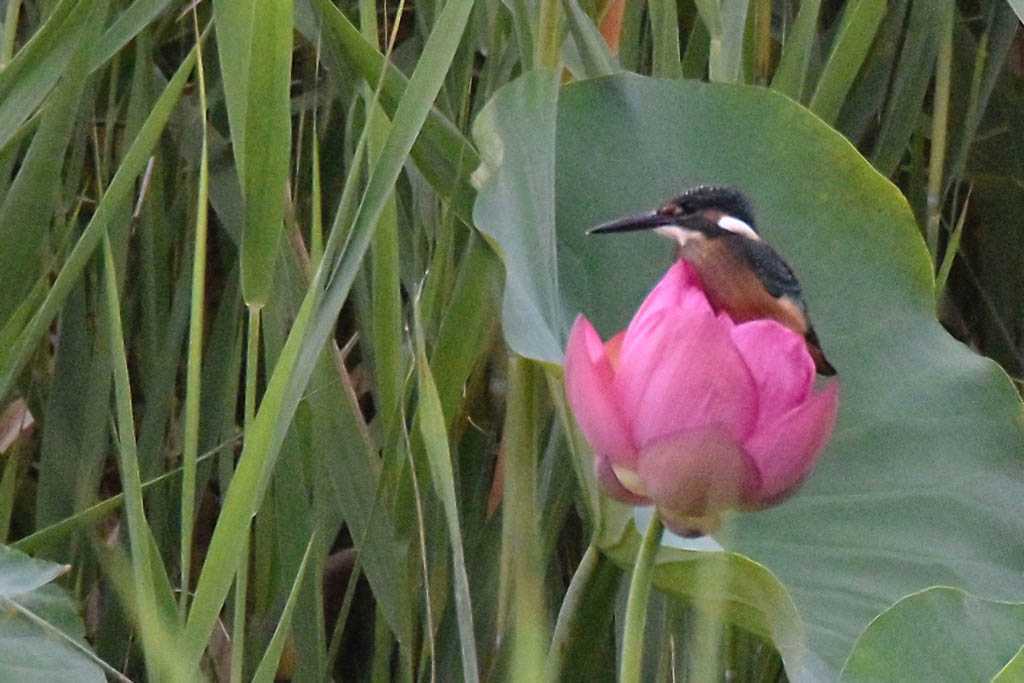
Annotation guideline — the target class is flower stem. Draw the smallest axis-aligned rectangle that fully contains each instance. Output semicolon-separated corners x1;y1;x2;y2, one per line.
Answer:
619;511;664;683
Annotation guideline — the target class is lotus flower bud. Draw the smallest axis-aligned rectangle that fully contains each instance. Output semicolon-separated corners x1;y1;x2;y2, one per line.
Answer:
565;261;838;536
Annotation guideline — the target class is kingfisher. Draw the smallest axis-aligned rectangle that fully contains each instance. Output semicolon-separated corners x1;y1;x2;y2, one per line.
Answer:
590;185;836;376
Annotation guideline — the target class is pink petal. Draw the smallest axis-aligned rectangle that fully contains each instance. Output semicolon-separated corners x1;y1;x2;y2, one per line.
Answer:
565;316;637;467
594;453;649;505
744;382;840;505
627;261;713;335
636;426;761;518
617;309;758;448
731;319;815;428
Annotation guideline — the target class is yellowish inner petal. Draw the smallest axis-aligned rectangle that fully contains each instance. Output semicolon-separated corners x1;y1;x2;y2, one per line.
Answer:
612;465;647;496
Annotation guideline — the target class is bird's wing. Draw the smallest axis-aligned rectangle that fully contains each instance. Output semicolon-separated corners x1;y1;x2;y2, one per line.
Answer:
736;237;808;312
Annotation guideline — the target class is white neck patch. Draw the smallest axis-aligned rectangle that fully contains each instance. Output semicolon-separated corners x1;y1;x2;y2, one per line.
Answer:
654;226;704;249
717;215;759;241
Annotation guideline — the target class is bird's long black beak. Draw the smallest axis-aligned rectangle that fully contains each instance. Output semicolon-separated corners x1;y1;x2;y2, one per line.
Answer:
588;210;678;235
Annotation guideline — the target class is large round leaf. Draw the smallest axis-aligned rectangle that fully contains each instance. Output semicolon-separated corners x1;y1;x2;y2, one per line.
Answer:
0;545;103;683
472;72;1024;679
840;587;1024;681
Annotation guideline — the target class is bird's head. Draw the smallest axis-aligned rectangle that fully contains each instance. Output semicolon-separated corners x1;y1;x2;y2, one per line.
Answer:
589;185;760;246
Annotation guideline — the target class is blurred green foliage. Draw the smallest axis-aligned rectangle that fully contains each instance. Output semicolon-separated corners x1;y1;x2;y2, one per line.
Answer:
0;0;1020;681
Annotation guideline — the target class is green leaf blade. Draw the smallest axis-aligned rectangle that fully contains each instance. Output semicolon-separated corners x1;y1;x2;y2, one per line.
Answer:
809;0;886;125
215;0;294;306
414;304;480;683
183;0;477;662
0;42;198;403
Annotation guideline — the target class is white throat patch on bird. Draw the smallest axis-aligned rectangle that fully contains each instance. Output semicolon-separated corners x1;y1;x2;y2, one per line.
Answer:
654;225;705;249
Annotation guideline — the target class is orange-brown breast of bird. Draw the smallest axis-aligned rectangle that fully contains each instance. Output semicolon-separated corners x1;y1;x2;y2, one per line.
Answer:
679;238;809;336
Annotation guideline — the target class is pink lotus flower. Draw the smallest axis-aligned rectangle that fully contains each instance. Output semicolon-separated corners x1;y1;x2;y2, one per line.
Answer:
565;261;839;536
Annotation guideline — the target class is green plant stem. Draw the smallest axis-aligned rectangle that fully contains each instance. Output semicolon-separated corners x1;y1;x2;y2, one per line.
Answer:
323;553;363;678
754;0;771;84
0;0;19;67
230;534;250;683
649;0;682;79
103;231;167;678
310;119;323;268
503;355;547;678
244;307;260;425
926;3;953;258
0;443;20;541
231;306;260;683
546;543;601;681
934;185;971;302
536;0;561;68
180;7;210;619
619;512;664;683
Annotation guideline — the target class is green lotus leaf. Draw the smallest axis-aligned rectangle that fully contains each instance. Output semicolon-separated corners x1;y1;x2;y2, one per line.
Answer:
841;587;1024;681
0;545;102;682
472;71;1024;679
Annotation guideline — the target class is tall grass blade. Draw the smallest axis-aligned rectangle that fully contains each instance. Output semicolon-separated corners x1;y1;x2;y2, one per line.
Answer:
536;0;561;67
506;0;537;71
91;0;175;71
771;0;821;99
681;16;711;79
179;8;211;618
871;1;940;177
182;0;477;662
561;0;618;78
0;276;45;372
716;0;750;83
101;232;179;679
934;186;970;302
0;43;199;403
942;5;1018;196
924;3;953;258
0;0;103;322
14;445;229;555
0;0;90;150
429;234;501;425
808;0;885;125
413;298;480;683
503;356;547;678
307;0;479;224
649;0;682;78
695;0;748;83
359;0;405;440
832;0;908;144
251;534;316;683
214;0;294;306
